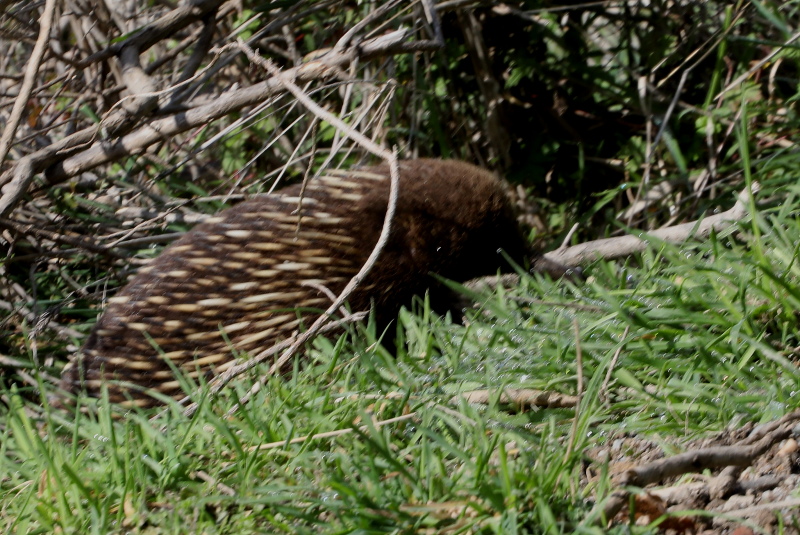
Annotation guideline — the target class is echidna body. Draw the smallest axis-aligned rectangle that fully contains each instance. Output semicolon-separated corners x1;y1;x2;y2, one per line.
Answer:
62;159;549;406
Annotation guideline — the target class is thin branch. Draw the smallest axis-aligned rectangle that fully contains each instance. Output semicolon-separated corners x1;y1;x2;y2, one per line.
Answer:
0;26;438;218
0;0;57;167
248;413;417;451
587;409;800;526
237;41;392;160
0;217;123;257
545;182;759;266
452;388;578;409
716;29;800;102
74;0;227;69
333;0;404;53
178;43;403;418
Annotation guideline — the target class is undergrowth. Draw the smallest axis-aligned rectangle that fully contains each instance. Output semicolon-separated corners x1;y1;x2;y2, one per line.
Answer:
5;184;800;532
2;0;800;533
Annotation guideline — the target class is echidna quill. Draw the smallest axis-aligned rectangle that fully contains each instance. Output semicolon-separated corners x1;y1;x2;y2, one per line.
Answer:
60;159;576;407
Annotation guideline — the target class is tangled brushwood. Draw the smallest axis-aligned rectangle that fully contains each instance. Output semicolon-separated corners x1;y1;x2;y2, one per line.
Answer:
60;159;569;407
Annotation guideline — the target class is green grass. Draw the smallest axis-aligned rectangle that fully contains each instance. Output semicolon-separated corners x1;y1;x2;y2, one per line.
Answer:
4;185;800;532
3;1;800;532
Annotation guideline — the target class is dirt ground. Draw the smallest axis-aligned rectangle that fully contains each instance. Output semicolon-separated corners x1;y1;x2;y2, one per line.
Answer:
584;412;800;533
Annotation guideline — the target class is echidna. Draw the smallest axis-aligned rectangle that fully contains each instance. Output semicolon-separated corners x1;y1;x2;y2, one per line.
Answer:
61;159;571;406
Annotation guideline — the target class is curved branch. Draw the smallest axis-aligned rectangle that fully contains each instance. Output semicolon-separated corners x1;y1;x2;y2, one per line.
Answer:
0;0;57;167
0;28;439;218
75;0;227;68
545;182;759;266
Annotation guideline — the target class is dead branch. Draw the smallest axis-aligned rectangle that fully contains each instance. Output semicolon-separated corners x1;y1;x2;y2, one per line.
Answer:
177;44;403;417
453;388;579;409
0;0;56;167
0;25;439;218
0;217;123;257
591;409;800;526
546;182;759;266
248;413;417;452
457;182;758;301
74;0;227;69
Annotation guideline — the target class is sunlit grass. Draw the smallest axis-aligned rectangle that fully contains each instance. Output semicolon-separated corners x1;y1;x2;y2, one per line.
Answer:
4;198;800;532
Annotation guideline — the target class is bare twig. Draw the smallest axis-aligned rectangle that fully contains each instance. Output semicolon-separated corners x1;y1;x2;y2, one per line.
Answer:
177;43;403;418
74;0;227;69
192;470;236;496
589;409;800;526
333;0;403;53
239;42;392;160
248;413;417;451
452;388;578;409
420;0;444;45
559;223;579;250
118;45;158;116
456;9;510;166
0;25;437;218
545;182;759;266
716;29;800;102
0;0;57;167
0;217;123;257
